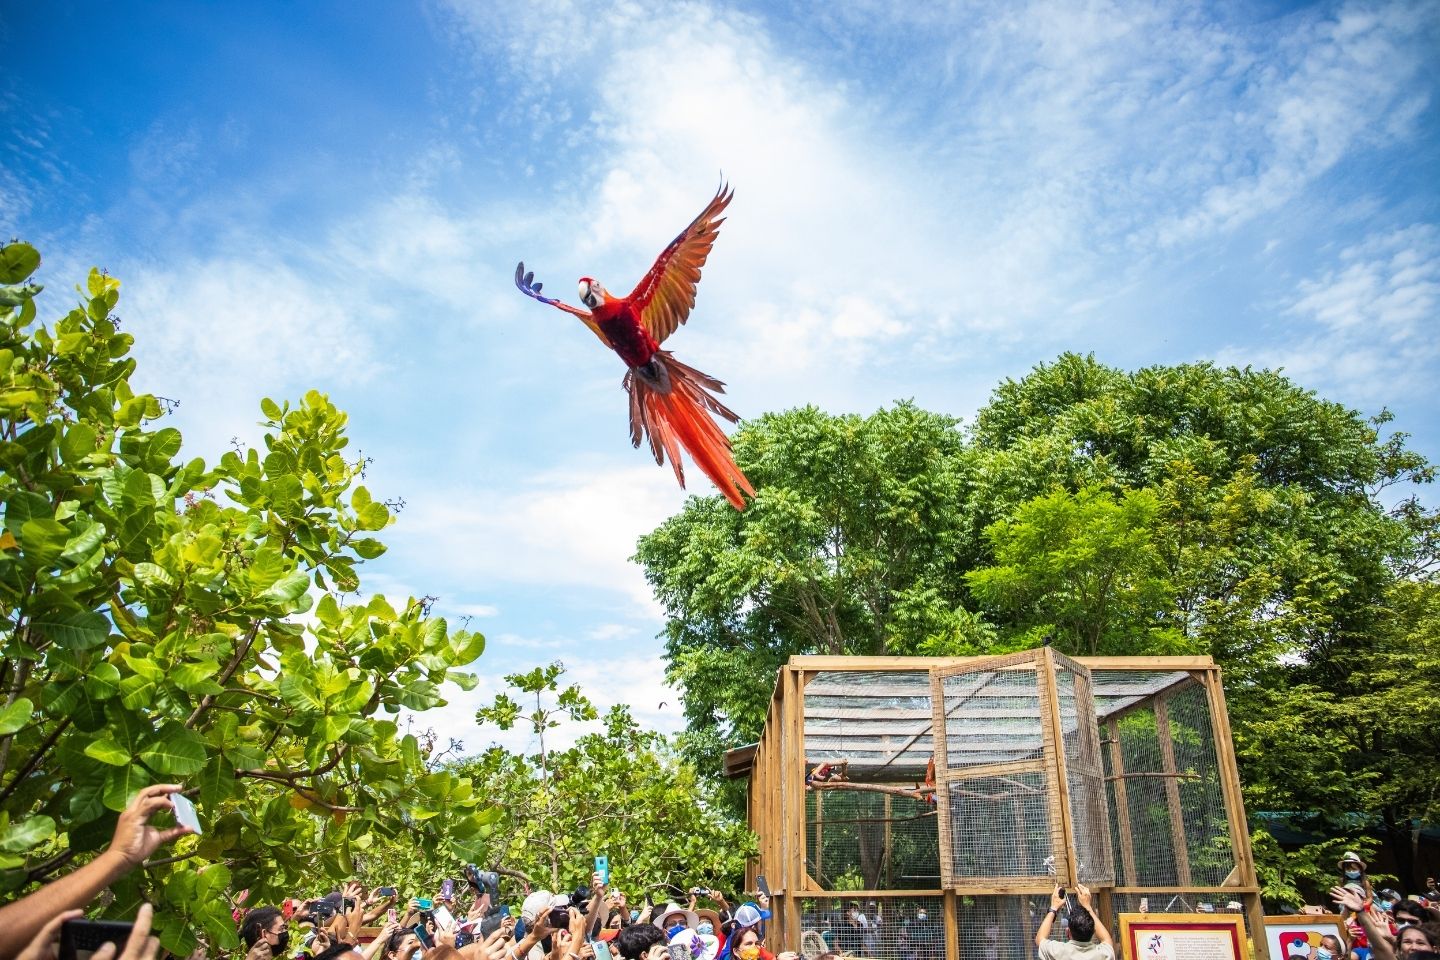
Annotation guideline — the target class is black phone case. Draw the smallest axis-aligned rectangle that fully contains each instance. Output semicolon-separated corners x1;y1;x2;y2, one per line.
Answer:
60;920;133;960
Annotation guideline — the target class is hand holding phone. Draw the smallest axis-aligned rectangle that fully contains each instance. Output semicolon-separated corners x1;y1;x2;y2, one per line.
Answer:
433;906;457;932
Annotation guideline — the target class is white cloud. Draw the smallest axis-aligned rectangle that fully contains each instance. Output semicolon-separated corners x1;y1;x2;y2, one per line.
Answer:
122;253;380;457
387;461;686;614
1215;223;1440;403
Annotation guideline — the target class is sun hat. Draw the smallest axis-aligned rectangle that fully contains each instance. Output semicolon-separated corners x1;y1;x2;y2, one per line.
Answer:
1338;852;1367;870
521;890;554;923
655;904;700;932
696;909;724;933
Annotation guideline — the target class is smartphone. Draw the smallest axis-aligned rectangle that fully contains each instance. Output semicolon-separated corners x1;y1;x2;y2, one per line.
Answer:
415;898;434;910
591;939;614;960
439;879;456;901
171;793;203;835
595;855;610;885
668;944;690;960
378;887;398;898
413;925;435;949
59;920;133;960
433;906;457;932
387;908;398;924
757;875;770;899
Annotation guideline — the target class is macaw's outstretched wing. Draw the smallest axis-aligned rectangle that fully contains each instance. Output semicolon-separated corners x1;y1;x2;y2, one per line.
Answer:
514;262;610;348
627;183;733;345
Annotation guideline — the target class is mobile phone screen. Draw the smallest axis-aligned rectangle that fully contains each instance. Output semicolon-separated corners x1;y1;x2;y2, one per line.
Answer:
413;925;434;949
433;906;457;932
171;794;203;834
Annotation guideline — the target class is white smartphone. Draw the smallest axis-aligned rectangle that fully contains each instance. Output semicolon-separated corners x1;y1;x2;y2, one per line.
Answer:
432;905;457;932
171;794;203;835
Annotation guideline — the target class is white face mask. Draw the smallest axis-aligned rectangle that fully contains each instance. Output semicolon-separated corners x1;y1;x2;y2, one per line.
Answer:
916;913;927;921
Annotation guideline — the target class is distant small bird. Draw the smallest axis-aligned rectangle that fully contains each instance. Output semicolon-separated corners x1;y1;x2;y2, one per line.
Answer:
515;184;754;510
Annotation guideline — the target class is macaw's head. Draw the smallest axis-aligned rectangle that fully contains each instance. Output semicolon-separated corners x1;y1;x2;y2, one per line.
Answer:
579;277;606;309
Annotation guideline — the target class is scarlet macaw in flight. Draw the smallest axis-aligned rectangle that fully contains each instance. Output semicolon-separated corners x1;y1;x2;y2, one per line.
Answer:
514;184;754;510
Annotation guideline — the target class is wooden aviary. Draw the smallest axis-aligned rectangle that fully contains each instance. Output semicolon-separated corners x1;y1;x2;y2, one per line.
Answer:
725;651;1266;960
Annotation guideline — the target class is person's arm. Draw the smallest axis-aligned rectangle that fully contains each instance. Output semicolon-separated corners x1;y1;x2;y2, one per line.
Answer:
1332;888;1395;960
362;921;401;960
1035;887;1065;949
1075;885;1112;949
343;883;367;937
561;908;589;960
0;785;192;960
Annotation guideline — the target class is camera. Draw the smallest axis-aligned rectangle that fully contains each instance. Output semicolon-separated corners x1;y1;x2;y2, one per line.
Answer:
689;888;707;896
466;865;501;900
308;900;337;921
549;906;572;929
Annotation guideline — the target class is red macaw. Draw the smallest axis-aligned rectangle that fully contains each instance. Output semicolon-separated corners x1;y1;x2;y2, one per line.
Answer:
515;183;754;510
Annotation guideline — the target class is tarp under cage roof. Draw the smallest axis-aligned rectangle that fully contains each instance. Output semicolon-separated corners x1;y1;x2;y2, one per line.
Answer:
723;656;1206;780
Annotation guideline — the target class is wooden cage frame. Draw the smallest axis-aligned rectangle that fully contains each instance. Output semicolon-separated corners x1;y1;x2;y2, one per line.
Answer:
730;653;1267;960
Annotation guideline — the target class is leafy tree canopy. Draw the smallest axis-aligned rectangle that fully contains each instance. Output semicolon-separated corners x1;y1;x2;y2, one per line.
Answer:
449;664;755;895
0;244;495;953
636;353;1438;894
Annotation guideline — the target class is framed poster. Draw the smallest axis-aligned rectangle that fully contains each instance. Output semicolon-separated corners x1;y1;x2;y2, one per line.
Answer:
1262;916;1348;960
1119;913;1248;960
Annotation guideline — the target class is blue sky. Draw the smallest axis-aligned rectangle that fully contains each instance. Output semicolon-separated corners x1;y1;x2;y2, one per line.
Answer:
4;0;1438;750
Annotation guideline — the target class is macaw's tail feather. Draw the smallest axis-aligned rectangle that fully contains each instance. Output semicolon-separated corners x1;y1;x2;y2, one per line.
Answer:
624;351;755;510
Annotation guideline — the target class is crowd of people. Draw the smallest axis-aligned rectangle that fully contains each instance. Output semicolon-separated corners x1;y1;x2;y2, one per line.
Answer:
1323;852;1440;960
1;790;1438;960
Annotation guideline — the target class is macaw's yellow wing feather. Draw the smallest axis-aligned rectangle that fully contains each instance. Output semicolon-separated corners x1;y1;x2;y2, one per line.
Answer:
628;184;733;346
624;351;754;510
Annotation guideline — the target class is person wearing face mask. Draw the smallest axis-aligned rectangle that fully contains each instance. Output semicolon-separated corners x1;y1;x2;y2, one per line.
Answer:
242;907;292;960
1334;884;1401;960
1337;853;1394;960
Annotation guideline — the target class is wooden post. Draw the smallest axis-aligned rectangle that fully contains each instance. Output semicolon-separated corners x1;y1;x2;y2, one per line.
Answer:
1038;650;1076;885
930;668;955;888
1152;695;1193;886
1203;669;1268;960
944;888;960;960
1105;717;1138;885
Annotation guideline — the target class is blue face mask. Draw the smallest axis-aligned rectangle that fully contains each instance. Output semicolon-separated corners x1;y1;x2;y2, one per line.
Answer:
697;924;714;936
667;924;688;940
1344;870;1362;880
1319;949;1334;960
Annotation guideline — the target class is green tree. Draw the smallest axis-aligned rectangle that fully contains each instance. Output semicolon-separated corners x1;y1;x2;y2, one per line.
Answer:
634;403;978;795
0;244;496;953
456;663;755;895
964;485;1186;655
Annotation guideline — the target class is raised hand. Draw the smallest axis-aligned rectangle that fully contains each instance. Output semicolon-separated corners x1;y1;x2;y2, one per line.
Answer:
110;785;194;869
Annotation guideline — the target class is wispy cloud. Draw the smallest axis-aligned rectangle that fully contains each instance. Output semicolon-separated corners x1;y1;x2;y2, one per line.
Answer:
1216;222;1440;403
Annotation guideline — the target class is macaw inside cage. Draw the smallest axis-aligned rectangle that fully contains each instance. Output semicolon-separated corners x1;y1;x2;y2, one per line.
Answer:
726;651;1265;960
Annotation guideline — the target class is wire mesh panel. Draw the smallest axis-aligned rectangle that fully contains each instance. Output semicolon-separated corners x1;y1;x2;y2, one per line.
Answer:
940;668;1045;768
957;894;1063;960
1054;663;1116;886
805;670;934;780
807;789;941;890
947;771;1055;879
1091;670;1235;888
795;896;945;960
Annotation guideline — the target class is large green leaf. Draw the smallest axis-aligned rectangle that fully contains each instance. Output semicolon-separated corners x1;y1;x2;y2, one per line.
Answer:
138;725;208;776
0;242;40;283
31;608;110;650
0;698;33;735
83;738;134;766
0;815;55;853
102;764;153;812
